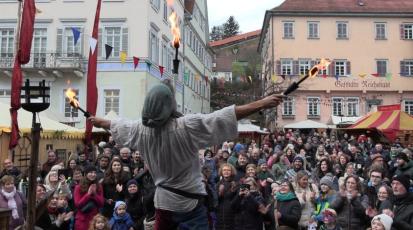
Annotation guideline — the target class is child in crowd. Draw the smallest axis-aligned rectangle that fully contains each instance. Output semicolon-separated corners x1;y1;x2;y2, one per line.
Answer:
319;208;342;230
369;214;393;230
56;191;74;229
109;201;135;230
88;214;110;230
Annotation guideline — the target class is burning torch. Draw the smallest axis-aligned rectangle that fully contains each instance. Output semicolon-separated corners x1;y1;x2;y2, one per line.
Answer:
169;11;180;74
65;88;91;118
282;58;331;95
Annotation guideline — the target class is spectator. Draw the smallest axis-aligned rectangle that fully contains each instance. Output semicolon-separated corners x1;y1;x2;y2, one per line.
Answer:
294;170;319;228
96;155;110;182
370;214;393;230
394;152;413;178
125;179;144;230
0;159;21;182
88;214;110;230
366;184;393;218
74;165;104;230
314;175;337;224
330;175;368;230
319;208;342;230
41;150;61;178
67;159;77;178
234;152;248;182
0;175;26;230
274;180;301;229
101;158;130;218
77;152;91;171
216;163;238;230
285;156;306;182
108;201;134;230
383;174;413;230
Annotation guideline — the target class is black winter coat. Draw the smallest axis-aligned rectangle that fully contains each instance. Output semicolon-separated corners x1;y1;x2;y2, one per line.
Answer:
126;192;145;230
231;191;265;230
216;180;237;230
392;193;413;230
330;194;368;230
276;197;301;229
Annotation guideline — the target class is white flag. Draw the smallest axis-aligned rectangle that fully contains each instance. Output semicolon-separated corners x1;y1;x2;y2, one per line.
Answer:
89;37;97;54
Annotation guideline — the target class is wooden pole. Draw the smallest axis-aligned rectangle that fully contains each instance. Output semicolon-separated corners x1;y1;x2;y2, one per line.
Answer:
26;113;41;230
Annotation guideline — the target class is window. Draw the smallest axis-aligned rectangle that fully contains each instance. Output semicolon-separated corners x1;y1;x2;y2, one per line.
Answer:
332;97;344;116
282;97;294;116
376;60;387;76
161;39;168;69
32;28;47;67
318;59;329;76
281;59;293;75
401;60;413;76
404;100;413;115
0;89;11;97
64;27;82;56
105;27;121;57
347;97;359;116
163;0;168;22
0;28;14;57
283;21;294;39
104;89;120;115
375;23;386;40
401;24;413;40
299;59;311;75
307;97;320;116
337;22;348;39
149;29;159;64
63;89;78;118
335;60;346;76
308;22;319;39
150;0;160;11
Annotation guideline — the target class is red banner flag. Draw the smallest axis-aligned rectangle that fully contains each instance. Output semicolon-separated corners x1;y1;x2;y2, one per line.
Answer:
371;73;380;77
133;56;139;70
19;0;36;64
159;66;164;76
10;0;36;149
85;0;102;151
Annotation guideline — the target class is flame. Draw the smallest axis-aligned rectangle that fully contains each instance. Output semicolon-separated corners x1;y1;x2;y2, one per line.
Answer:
166;0;174;6
65;88;80;108
309;58;331;78
169;11;181;48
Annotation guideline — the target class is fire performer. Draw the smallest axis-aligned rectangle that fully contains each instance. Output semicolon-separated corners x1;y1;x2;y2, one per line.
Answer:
88;79;283;230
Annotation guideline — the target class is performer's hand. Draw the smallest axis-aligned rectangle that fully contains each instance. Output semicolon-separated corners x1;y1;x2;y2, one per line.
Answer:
88;116;111;129
260;94;285;109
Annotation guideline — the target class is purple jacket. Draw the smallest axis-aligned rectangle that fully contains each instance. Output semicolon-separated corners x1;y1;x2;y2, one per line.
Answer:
0;190;26;230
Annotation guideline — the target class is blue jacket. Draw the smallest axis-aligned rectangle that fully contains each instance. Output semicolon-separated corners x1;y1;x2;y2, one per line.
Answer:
109;212;135;230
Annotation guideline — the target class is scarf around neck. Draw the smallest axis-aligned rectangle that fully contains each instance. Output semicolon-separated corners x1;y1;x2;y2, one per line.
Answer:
276;191;296;201
2;187;19;219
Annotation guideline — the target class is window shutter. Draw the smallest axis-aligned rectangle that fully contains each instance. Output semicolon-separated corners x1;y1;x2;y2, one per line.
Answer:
400;24;405;40
80;27;84;56
346;61;351;76
122;27;128;54
98;28;102;57
329;61;335;76
56;28;63;57
293;60;299;75
276;60;281;75
400;61;406;76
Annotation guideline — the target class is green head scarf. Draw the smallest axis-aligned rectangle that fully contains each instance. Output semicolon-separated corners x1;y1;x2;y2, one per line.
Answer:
142;82;182;128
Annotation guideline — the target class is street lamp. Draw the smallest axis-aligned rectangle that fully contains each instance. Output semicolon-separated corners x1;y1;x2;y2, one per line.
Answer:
20;79;50;230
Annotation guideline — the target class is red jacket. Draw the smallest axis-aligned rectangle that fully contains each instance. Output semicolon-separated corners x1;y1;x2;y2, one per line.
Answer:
74;184;104;230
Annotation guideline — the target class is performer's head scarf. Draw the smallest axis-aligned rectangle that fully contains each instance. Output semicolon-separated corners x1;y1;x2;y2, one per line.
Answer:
142;79;182;128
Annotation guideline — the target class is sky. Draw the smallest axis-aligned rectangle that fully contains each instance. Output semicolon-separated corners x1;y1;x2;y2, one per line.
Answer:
207;0;285;33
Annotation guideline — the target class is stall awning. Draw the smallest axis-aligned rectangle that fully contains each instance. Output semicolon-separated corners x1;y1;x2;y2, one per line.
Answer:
349;104;413;140
238;119;268;134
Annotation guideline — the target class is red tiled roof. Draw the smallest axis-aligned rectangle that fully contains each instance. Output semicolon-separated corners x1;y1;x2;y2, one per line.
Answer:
209;30;261;47
273;0;413;13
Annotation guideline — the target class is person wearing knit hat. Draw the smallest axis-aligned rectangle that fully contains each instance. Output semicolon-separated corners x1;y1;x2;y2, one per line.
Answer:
394;152;413;179
126;179;137;188
258;158;267;166
320;175;334;189
371;214;393;230
319;208;340;230
392;174;411;193
109;201;134;230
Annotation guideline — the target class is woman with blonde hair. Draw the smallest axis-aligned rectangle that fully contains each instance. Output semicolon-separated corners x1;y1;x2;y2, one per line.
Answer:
294;170;319;229
44;167;72;199
88;214;110;230
216;163;238;230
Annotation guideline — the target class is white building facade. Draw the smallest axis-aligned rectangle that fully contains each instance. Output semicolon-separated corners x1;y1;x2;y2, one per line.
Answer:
0;0;212;128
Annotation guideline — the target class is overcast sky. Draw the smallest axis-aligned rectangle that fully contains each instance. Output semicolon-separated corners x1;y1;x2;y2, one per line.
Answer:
207;0;285;33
